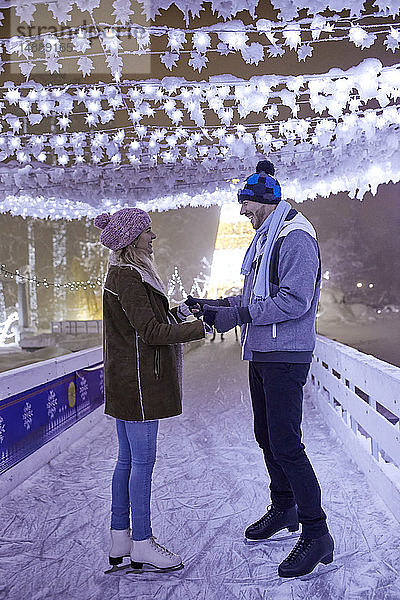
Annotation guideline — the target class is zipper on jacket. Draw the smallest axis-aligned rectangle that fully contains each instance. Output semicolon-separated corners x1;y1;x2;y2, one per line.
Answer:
154;347;160;379
241;322;249;360
242;264;256;360
135;331;146;420
272;323;277;339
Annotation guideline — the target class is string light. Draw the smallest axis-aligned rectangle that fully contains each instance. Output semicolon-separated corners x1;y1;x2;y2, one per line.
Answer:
0;265;103;292
2;12;400;76
0;95;398;175
0;62;398;136
2;262;211;304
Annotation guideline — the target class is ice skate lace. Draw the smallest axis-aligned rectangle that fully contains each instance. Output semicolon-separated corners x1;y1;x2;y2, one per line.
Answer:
284;536;314;565
254;504;280;528
149;536;175;557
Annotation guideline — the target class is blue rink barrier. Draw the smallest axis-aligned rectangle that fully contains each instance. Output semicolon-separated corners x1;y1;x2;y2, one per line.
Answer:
0;349;104;475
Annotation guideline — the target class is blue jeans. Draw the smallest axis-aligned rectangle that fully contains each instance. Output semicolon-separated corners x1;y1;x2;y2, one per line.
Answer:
111;419;159;541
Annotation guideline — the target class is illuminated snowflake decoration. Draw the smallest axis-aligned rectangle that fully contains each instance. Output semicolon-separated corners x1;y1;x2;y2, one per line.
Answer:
99;370;104;395
79;376;89;402
22;402;33;430
0;416;5;443
46;389;58;419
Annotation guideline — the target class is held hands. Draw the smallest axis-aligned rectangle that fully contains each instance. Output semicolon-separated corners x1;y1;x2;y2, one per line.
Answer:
184;295;226;318
202;305;240;333
184;296;241;332
184;295;231;313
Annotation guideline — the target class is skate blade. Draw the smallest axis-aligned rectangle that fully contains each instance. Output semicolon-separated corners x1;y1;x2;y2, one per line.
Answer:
244;531;299;544
126;562;184;574
282;563;340;581
104;563;130;575
298;564;340;580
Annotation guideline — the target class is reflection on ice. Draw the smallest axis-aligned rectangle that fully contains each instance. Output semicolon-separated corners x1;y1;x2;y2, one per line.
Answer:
1;334;400;599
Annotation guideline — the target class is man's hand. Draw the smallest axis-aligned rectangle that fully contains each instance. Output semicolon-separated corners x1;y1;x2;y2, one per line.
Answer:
185;295;225;308
184;295;229;317
203;305;241;333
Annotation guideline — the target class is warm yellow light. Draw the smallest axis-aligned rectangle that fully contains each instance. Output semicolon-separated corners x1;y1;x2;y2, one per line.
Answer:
207;203;251;298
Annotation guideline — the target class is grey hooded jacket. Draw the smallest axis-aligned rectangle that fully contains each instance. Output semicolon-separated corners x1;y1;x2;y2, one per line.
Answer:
227;209;321;362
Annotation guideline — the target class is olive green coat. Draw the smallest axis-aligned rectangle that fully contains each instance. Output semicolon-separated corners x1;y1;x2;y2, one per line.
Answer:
103;264;205;421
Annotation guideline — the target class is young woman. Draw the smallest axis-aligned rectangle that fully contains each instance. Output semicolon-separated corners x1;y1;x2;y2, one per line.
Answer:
94;208;205;573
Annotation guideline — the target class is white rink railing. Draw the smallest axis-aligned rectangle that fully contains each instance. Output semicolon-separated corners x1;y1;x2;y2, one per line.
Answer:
310;335;400;523
0;346;103;401
0;346;104;498
51;320;102;336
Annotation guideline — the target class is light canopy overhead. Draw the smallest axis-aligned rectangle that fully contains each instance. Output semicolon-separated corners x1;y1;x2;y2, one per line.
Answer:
0;0;399;219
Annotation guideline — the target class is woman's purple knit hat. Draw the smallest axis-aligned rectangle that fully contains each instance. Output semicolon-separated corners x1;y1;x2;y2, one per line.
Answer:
94;208;151;250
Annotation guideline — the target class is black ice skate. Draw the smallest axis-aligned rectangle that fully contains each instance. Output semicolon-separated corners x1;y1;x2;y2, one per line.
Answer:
278;532;334;578
245;505;299;541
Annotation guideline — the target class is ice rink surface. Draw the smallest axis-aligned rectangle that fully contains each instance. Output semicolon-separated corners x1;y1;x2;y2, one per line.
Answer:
1;333;400;600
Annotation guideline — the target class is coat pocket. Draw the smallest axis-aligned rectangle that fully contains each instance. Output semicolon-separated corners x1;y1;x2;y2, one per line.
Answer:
154;347;161;379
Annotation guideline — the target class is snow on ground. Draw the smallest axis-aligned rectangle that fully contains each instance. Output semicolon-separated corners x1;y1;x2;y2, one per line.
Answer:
1;334;400;600
317;287;400;368
0;335;102;373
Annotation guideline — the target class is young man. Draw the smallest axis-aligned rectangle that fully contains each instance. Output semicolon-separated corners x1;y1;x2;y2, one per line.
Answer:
187;163;334;578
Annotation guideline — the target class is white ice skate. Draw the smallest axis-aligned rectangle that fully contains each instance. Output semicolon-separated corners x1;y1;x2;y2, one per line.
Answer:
129;536;184;572
106;528;132;573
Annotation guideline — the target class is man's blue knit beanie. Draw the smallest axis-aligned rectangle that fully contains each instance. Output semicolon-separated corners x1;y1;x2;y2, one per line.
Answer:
238;173;282;205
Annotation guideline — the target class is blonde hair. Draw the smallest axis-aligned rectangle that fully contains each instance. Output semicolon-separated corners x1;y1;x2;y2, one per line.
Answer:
113;243;165;292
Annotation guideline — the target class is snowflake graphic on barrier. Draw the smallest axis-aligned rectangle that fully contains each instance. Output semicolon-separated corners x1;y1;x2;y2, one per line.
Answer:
99;370;104;395
47;389;58;419
23;402;33;430
79;376;89;402
0;416;5;443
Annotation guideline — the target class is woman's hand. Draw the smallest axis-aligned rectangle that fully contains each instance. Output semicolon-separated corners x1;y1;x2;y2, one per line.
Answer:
184;296;203;317
185;295;230;314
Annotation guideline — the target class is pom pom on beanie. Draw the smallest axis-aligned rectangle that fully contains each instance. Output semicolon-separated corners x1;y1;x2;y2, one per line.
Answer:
256;159;275;176
94;213;111;230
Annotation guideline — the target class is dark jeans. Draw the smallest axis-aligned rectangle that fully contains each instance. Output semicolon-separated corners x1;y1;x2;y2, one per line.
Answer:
249;361;328;539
